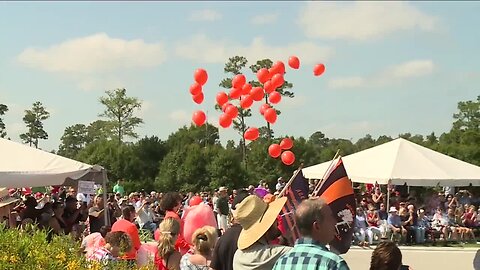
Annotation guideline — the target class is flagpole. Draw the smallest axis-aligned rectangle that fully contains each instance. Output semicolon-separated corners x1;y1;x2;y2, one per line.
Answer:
278;163;304;198
312;149;341;197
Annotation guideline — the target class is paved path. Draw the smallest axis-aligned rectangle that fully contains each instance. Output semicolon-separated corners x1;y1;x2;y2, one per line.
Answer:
342;246;480;270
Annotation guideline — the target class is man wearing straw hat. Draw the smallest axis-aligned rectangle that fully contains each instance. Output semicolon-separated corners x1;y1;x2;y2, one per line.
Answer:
232;195;292;270
272;197;350;270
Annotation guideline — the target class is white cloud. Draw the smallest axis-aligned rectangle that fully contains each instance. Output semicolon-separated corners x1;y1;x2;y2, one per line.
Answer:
299;2;437;40
189;9;222;22
137;101;152;118
17;33;166;74
251;13;279;25
168;110;190;125
328;59;435;89
175;34;334;64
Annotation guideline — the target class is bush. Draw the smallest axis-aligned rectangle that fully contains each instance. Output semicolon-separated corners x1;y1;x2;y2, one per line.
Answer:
0;224;155;270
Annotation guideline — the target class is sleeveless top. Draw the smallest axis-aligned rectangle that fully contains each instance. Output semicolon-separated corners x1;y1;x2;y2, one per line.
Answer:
180;253;209;270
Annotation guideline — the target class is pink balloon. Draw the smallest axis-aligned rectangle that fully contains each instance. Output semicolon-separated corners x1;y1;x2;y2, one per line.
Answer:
232;74;246;89
288;56;300;69
194;69;208;85
182;204;217;245
189;83;202;96
268;91;281;104
192;110;206;126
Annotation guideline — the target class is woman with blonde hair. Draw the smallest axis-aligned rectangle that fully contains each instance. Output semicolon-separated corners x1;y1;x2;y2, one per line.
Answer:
180;226;218;270
155;218;182;270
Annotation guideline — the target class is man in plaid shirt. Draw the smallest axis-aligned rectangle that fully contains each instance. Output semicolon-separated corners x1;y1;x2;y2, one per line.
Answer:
273;198;350;270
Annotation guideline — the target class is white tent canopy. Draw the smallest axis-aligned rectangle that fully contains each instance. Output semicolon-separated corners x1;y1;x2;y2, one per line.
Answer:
0;138;106;188
303;138;480;187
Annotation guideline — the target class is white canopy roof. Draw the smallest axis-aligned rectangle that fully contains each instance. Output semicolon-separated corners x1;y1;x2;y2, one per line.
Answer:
0;138;106;188
303;138;480;186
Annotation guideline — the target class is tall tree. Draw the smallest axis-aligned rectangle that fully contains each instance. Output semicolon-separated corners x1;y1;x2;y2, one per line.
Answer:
57;124;89;158
99;88;143;144
0;104;8;138
218;56;250;164
249;59;294;139
453;95;480;131
19;101;50;148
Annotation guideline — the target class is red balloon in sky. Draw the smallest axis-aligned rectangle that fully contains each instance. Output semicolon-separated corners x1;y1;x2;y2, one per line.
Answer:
225;104;238;119
244;127;260;141
260;103;271;115
216;92;229;106
271;74;285;89
281;151;295;166
189;83;202;96
192;92;204;104
250;87;264;101
229;87;242;100
222;102;232;112
219;113;233;128
264;108;277;124
271;61;285;75
242;83;252;95
194;68;208;85
264;80;275;94
256;68;270;84
232;74;246;89
268;91;281;104
268;144;282;158
192;110;206;126
240;95;253;109
288;56;300;69
313;64;326;76
280;138;294;150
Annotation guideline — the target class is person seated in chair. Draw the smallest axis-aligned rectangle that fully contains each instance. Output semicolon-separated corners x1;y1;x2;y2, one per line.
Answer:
387;207;406;243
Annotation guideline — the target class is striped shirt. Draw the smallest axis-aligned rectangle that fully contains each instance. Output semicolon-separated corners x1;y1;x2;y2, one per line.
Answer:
272;238;350;270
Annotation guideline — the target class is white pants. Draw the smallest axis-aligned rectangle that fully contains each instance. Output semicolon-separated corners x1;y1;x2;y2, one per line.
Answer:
217;214;228;231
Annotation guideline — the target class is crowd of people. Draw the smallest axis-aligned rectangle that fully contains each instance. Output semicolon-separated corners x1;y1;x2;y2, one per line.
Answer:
0;177;476;269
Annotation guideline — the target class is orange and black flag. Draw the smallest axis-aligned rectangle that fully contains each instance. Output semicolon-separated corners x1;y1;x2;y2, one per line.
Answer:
314;157;355;254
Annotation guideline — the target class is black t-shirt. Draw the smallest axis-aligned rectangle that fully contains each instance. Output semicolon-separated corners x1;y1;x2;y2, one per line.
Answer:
88;206;105;233
210;224;242;270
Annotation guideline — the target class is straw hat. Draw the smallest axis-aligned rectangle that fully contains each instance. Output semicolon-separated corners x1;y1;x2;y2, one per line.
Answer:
0;188;20;208
234;195;287;250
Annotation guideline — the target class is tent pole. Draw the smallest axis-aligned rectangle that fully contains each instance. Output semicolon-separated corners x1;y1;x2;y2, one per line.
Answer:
102;169;109;226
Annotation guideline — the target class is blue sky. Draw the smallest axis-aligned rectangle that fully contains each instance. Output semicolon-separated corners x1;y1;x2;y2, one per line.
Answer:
1;1;480;151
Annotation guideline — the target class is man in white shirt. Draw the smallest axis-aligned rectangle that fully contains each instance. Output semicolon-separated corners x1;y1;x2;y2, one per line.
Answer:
136;197;157;233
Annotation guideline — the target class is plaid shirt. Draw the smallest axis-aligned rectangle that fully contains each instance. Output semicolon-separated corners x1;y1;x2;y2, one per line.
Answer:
272;238;350;270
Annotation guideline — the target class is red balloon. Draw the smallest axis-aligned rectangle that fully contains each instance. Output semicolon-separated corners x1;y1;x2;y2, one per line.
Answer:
250;87;264;101
189;83;202;96
192;110;206;126
229;87;242;100
194;68;208;85
240;95;253;109
268;91;282;104
219;113;233;128
288;56;300;69
280;138;293;150
222;102;232;112
225;104;238;119
264;80;275;94
264;108;277;124
260;103;271;115
216;92;229;106
268;144;282;158
244;127;259;141
314;63;326;76
281;151;295;166
256;68;270;84
271;61;285;75
192;92;204;104
189;196;203;206
242;83;252;95
232;74;246;89
271;74;284;89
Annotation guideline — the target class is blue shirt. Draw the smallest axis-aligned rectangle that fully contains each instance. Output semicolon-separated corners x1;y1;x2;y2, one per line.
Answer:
388;214;402;227
272;237;350;270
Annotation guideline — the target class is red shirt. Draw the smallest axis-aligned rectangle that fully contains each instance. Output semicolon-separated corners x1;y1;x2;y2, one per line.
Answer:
111;219;141;260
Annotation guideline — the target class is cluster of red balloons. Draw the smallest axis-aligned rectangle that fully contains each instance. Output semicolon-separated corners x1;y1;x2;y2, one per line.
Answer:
191;69;208;127
268;138;295;165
